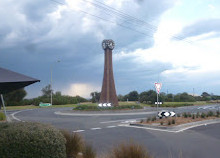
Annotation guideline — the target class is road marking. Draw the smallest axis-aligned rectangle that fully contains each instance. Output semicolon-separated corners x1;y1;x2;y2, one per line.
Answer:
100;117;145;124
11;109;33;121
106;126;116;128
73;130;85;133
118;124;179;133
91;127;102;130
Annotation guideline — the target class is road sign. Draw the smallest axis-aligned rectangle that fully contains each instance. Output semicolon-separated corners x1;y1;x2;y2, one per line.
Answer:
158;111;176;118
155;82;162;94
39;103;51;107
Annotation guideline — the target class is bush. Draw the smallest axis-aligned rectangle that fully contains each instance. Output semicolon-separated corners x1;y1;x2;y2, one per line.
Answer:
108;142;153;158
168;120;171;125
183;112;188;118
192;114;195;119
188;113;192;117
172;119;175;124
160;121;164;125
151;116;156;122
82;144;96;158
74;105;142;111
196;112;200;118
201;113;206;118
207;111;214;117
61;131;83;158
0;112;6;121
216;111;220;117
0;122;66;158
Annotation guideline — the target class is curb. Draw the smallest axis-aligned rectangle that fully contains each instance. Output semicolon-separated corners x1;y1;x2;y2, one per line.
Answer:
55;111;156;116
129;118;220;132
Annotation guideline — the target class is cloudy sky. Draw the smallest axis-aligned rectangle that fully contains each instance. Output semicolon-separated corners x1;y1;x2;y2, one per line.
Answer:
1;0;220;98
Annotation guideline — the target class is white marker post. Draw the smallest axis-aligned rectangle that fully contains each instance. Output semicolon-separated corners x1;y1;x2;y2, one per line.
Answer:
155;82;162;111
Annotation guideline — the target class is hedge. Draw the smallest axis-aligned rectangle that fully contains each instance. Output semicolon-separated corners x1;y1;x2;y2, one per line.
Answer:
74;104;143;111
0;122;66;158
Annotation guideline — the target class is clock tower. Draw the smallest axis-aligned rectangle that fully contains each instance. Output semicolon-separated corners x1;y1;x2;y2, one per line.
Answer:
99;39;119;106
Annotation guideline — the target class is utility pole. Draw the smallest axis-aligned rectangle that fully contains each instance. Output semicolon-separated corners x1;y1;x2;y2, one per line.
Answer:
50;60;60;106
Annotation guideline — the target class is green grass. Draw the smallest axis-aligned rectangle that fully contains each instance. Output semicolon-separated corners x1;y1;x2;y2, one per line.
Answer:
0;112;6;121
161;101;208;107
74;104;143;111
5;104;77;110
4;101;209;110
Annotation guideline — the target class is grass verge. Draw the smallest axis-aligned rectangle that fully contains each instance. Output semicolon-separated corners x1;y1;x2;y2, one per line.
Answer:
0;112;6;121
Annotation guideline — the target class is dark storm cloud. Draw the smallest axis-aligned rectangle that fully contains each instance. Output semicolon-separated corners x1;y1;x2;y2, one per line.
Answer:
177;18;220;39
0;0;177;98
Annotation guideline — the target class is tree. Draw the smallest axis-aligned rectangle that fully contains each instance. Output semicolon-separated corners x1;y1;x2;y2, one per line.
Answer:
201;92;211;101
139;90;157;104
4;88;27;106
128;91;139;101
201;92;210;97
41;84;52;97
117;94;124;101
90;92;101;103
165;93;174;102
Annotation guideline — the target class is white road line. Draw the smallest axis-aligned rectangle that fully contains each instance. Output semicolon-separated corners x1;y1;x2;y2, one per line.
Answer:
73;130;85;133
100;117;145;124
118;124;179;133
106;126;116;128
91;127;102;130
11;109;33;121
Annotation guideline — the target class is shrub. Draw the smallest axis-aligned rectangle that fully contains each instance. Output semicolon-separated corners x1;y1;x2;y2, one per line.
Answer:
160;121;164;125
183;112;188;118
108;142;153;158
216;111;220;117
140;119;144;123
192;114;195;119
74;104;142;111
82;144;96;158
0;122;66;158
201;113;206;118
61;130;83;158
168;120;171;125
188;113;192;117
207;111;214;117
151;116;156;122
0;112;6;121
172;119;175;124
196;112;200;118
146;118;151;123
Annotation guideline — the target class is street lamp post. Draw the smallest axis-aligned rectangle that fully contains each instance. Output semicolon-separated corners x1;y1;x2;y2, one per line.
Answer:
50;60;60;106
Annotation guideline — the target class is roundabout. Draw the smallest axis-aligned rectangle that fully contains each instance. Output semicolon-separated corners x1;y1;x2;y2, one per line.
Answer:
8;105;220;158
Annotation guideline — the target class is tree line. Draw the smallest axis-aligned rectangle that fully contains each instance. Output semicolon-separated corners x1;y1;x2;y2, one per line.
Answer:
1;85;219;107
1;85;87;107
91;90;219;104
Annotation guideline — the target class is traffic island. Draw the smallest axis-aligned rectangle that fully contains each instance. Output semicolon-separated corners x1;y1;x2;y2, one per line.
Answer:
130;111;220;132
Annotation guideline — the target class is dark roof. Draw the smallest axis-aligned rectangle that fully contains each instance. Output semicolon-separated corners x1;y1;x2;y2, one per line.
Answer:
0;67;40;94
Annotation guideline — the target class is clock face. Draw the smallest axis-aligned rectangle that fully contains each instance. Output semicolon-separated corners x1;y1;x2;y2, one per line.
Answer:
102;39;115;50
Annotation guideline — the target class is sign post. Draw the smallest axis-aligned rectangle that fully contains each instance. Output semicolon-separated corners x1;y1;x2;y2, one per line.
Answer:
155;82;162;111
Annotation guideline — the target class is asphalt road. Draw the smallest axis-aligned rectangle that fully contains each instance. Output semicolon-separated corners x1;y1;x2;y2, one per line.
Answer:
9;105;220;158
